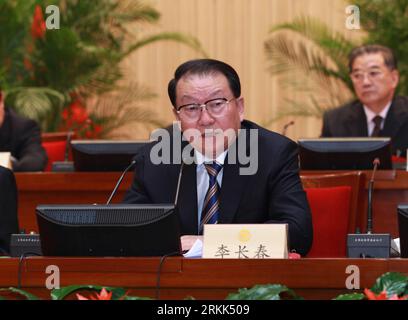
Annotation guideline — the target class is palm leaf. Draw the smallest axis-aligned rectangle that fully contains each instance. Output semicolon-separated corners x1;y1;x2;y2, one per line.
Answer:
124;32;208;58
264;16;357;121
88;83;165;139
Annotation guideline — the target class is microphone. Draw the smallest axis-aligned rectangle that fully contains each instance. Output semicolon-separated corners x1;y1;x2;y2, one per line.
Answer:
106;160;136;205
282;121;295;136
174;160;185;207
367;158;380;234
64;131;74;162
347;158;391;258
51;131;75;172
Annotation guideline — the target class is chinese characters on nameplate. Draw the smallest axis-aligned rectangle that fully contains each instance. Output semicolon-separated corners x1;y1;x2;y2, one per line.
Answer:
202;224;288;259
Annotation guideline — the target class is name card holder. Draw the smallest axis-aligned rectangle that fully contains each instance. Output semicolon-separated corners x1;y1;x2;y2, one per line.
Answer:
0;152;12;170
202;224;288;259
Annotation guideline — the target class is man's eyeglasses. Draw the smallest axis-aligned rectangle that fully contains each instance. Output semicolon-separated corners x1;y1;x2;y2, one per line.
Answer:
350;69;385;82
176;98;236;121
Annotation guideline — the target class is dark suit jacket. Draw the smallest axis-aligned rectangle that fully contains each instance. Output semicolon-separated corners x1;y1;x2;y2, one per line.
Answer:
321;96;408;156
123;120;313;256
0;107;47;171
0;166;19;254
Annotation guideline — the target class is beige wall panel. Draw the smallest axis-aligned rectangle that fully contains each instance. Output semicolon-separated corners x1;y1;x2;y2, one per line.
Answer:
120;0;363;141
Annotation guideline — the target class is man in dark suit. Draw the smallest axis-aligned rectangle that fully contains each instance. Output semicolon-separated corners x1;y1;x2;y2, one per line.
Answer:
0;90;47;171
123;59;313;256
322;45;408;156
0;166;19;255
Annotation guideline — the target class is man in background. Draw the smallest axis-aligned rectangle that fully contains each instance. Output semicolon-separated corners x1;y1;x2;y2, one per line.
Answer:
321;44;408;156
0;89;47;171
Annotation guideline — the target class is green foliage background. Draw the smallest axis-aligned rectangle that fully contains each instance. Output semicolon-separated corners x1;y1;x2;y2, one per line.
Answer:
0;0;206;136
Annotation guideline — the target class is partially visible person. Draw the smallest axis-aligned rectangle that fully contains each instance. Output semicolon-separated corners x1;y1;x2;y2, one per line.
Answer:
321;44;408;156
0;166;19;255
0;89;47;171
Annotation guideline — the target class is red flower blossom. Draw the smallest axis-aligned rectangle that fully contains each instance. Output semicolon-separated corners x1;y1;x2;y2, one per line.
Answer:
364;288;408;300
364;289;388;300
76;288;113;300
69;101;89;124
31;5;46;39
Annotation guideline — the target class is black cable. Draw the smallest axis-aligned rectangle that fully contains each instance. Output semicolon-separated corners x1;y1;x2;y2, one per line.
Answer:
155;251;180;300
17;252;41;289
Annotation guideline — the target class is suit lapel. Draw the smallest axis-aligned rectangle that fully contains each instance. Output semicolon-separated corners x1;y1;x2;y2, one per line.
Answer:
219;129;250;223
382;98;408;138
177;162;199;234
345;102;368;136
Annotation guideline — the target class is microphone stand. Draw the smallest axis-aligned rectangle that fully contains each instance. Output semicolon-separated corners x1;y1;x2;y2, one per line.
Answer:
346;158;391;258
106;160;136;205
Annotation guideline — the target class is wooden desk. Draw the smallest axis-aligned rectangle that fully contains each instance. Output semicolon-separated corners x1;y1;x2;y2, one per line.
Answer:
15;172;133;232
15;170;408;236
0;257;406;300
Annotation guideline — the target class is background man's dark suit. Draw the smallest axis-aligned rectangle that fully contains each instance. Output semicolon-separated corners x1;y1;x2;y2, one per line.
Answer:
0;107;47;171
123;120;313;256
0;166;19;254
322;96;408;155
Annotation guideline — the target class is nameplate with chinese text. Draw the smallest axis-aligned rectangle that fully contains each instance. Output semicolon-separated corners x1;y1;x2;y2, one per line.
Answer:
202;224;288;259
0;152;12;169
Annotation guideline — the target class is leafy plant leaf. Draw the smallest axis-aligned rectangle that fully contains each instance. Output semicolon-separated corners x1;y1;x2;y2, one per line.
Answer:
0;287;40;300
333;293;365;300
370;272;408;297
51;285;126;300
225;284;298;300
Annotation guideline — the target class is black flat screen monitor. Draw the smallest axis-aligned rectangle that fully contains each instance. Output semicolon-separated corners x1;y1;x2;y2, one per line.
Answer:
36;204;181;257
397;205;408;258
71;140;149;171
298;138;392;170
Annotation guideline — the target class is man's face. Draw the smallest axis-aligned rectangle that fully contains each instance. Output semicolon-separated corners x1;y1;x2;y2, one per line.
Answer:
350;53;399;112
173;72;244;158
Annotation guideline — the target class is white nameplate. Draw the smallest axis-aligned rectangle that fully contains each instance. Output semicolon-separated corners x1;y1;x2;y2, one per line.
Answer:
202;224;288;259
0;152;12;169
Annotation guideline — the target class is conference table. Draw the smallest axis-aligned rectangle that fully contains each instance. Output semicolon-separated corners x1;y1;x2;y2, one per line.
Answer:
5;171;408;300
0;257;406;300
15;170;408;236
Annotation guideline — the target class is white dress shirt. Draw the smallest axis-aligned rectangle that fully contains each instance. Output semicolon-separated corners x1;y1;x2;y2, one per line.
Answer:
363;102;391;136
195;149;227;232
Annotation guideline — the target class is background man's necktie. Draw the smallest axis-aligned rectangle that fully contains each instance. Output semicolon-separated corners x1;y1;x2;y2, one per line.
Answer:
371;115;383;137
200;162;223;234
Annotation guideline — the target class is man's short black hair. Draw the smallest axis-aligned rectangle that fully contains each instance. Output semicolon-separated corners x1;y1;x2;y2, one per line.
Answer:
348;44;398;72
168;59;241;109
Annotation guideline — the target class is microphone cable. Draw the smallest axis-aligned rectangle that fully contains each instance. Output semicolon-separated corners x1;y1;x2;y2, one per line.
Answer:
17;252;41;289
155;251;181;300
106;160;136;205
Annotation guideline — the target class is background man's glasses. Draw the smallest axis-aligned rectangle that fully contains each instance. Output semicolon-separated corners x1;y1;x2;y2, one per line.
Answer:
350;70;385;82
176;98;236;121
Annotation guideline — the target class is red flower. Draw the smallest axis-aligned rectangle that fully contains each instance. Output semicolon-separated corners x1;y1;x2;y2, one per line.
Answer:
364;288;408;300
69;101;89;124
76;288;113;300
31;5;46;39
364;289;388;300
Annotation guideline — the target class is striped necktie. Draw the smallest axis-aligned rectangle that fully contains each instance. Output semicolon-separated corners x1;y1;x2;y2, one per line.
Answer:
200;162;223;234
371;115;383;137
